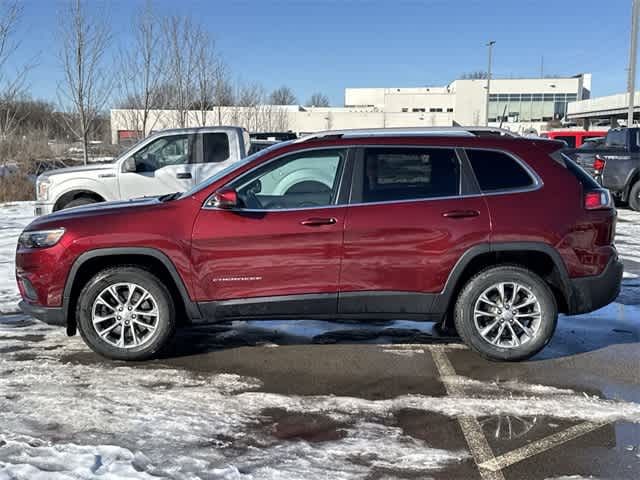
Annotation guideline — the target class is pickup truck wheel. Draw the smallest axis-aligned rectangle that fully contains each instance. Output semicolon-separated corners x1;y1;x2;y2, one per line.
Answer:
76;266;176;360
629;181;640;211
63;196;99;210
454;265;557;362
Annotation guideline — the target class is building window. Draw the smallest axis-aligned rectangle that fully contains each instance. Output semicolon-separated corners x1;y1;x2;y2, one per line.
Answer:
412;108;425;113
429;108;443;113
447;108;454;112
401;108;408;112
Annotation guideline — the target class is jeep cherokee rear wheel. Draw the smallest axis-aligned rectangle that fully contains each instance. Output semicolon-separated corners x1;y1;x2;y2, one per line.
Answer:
76;266;176;360
454;266;557;361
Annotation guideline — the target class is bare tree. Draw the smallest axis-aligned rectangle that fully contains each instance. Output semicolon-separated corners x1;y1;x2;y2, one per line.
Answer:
117;1;164;139
460;71;488;79
306;92;329;107
58;0;113;165
0;1;34;140
193;27;224;127
163;15;199;128
269;85;297;105
234;81;264;131
212;61;234;125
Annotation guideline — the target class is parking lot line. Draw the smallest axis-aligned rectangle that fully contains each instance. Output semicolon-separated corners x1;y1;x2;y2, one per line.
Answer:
478;421;609;472
430;346;613;480
431;347;506;480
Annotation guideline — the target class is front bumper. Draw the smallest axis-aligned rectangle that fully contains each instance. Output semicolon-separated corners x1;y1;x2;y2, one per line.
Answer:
567;256;624;315
34;202;54;216
19;301;65;326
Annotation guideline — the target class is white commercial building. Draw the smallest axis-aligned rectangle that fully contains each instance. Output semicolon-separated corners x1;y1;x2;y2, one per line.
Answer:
110;74;591;143
567;90;640;127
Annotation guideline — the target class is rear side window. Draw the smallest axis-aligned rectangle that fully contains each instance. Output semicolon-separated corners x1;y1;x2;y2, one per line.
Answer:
553;135;576;148
557;152;601;189
202;133;230;163
362;147;460;203
605;130;626;148
466;149;535;192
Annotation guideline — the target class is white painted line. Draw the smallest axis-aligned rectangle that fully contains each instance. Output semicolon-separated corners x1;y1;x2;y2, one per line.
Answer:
430;346;612;479
478;421;608;472
431;347;506;480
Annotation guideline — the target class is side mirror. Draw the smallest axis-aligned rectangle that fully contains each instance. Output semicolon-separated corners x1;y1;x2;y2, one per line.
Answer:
212;188;238;209
122;157;136;173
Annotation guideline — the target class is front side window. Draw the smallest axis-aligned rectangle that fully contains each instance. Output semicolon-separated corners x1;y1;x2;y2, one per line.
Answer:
466;149;535;192
232;149;346;210
132;134;192;172
362;147;460;203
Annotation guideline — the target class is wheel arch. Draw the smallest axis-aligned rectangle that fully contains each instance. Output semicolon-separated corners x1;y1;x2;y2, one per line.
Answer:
62;247;200;335
622;168;640;202
435;243;572;327
53;189;106;211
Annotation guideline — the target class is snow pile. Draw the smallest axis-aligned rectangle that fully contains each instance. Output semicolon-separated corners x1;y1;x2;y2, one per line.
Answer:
0;202;35;314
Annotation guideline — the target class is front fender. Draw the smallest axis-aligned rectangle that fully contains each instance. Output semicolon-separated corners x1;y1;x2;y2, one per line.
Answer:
50;176;118;206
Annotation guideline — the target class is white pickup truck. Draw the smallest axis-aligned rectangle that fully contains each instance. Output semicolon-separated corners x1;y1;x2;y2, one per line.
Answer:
35;126;251;215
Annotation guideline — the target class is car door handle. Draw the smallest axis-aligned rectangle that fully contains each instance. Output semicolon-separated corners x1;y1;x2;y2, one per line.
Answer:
300;217;337;226
176;172;192;179
442;210;480;219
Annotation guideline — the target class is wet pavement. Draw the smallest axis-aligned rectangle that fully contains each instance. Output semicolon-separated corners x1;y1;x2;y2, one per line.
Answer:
1;287;636;479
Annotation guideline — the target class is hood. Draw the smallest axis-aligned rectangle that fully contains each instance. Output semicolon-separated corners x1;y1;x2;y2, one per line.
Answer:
39;163;116;179
27;196;162;229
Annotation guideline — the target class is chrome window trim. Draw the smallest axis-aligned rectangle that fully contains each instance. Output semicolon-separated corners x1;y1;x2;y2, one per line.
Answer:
202;146;349;210
463;146;543;195
201;144;543;213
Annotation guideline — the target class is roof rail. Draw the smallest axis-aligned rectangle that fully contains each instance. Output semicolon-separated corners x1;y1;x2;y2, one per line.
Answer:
294;126;518;143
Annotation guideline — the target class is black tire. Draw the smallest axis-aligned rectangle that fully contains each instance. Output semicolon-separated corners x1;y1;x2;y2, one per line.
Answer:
76;266;176;361
453;265;557;362
628;181;640;211
63;196;99;210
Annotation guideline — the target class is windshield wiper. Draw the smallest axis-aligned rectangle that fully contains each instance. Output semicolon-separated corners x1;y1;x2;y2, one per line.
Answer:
158;192;181;202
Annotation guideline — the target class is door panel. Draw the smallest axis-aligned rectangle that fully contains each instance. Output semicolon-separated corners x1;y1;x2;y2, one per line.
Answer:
191;207;346;303
118;134;195;198
338;146;491;315
193;132;240;184
340;197;490;297
190;147;351;317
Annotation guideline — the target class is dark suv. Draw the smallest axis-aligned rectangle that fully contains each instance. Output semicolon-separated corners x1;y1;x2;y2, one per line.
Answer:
16;128;623;361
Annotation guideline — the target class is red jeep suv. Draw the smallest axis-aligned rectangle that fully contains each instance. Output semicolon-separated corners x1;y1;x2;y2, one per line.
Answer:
16;128;623;361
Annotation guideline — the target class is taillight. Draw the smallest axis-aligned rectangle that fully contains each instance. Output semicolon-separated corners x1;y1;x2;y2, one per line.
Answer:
593;155;606;173
584;189;612;210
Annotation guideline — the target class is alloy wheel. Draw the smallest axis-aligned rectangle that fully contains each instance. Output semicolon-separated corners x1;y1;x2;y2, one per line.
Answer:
91;282;160;349
473;282;542;348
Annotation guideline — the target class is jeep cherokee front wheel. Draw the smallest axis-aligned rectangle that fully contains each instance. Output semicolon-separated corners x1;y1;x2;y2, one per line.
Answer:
454;265;557;361
76;266;176;360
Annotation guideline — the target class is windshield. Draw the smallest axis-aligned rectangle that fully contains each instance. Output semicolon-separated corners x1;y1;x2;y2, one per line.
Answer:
179;140;292;199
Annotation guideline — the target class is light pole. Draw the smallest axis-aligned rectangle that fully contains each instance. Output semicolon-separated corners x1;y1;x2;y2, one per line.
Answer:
485;41;496;126
627;0;639;126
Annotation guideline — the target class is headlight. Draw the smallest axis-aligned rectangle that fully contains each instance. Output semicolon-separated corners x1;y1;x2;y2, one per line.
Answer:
18;228;65;249
37;178;50;201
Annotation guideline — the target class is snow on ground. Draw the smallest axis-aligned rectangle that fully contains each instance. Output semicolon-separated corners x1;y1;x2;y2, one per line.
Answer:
1;320;640;479
0;321;470;479
0;202;35;314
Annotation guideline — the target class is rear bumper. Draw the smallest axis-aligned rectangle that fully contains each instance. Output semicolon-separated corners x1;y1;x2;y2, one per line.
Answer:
18;301;65;327
567;256;623;315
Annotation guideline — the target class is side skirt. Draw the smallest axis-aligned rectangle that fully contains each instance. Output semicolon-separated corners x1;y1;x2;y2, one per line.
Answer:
196;291;444;324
